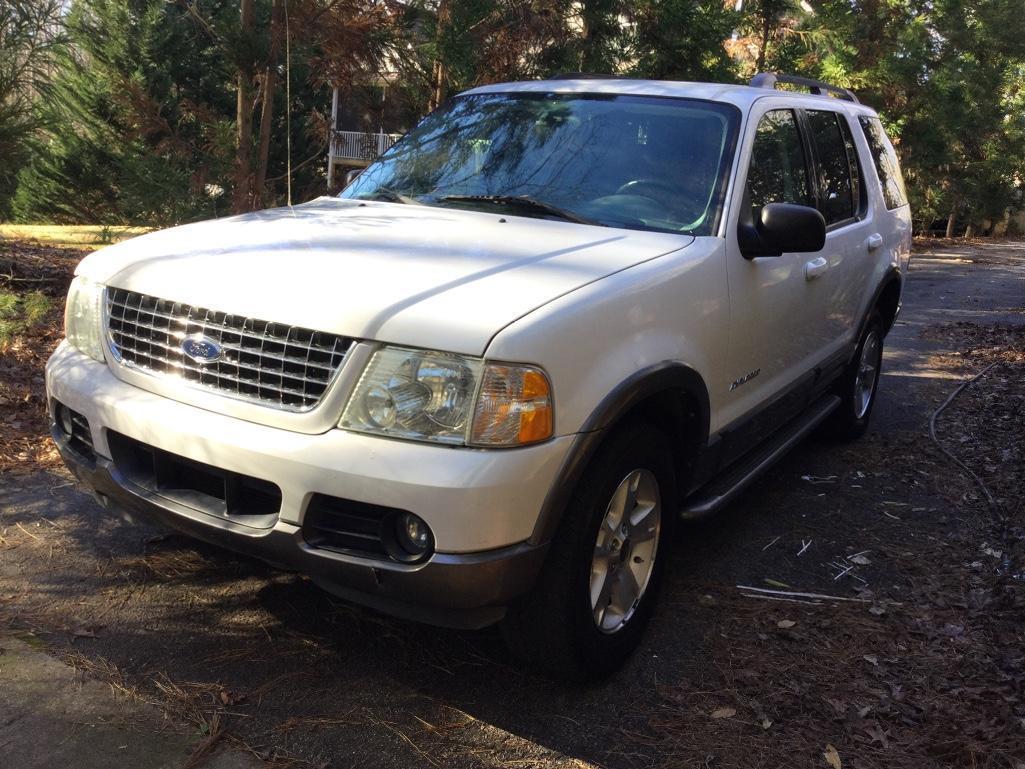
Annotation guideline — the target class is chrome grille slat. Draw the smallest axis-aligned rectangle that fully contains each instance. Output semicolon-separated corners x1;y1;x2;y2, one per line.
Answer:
105;288;352;411
106;322;338;374
107;300;328;348
105;334;328;392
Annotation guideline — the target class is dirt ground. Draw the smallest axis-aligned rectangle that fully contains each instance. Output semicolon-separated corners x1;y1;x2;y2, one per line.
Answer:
1;238;1024;769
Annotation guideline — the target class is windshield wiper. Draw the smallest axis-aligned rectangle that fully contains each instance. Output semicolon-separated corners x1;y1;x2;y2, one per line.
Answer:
438;194;601;226
361;187;422;205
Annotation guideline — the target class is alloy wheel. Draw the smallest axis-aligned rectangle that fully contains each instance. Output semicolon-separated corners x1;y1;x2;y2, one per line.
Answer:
854;330;881;419
589;468;662;634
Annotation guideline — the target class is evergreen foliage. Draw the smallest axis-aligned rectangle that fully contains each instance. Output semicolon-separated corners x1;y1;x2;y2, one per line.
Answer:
2;0;1025;234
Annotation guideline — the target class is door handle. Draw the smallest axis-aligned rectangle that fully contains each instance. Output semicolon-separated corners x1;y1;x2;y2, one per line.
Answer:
866;233;884;251
805;256;828;280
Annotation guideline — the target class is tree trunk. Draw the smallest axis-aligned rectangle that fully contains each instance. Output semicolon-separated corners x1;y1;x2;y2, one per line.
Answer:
579;11;591;71
756;12;772;71
945;208;957;239
232;0;256;214
253;0;284;207
429;0;450;112
579;0;614;72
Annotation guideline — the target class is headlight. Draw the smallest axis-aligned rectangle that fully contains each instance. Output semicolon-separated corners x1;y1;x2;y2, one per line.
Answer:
340;346;553;447
64;276;105;363
341;347;483;444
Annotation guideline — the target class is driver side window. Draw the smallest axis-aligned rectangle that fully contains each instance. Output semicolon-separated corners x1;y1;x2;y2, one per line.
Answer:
746;109;810;220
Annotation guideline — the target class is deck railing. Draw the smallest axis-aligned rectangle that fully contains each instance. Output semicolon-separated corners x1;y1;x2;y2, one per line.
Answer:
329;130;401;162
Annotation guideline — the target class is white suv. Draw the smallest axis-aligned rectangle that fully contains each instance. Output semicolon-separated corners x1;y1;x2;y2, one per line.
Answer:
47;73;911;679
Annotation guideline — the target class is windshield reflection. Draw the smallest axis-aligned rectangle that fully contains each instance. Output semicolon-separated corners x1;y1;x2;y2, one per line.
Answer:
341;93;740;236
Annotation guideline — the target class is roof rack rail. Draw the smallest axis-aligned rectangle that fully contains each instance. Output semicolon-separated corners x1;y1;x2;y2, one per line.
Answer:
750;72;859;103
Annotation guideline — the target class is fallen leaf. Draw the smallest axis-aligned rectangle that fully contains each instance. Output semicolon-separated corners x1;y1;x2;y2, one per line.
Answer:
760;718;773;730
72;627;96;639
967;588;991;610
849;554;872;565
777;619;796;629
865;723;890;748
823;743;842;769
825;697;846;715
869;604;887;616
863;654;879;666
710;707;736;719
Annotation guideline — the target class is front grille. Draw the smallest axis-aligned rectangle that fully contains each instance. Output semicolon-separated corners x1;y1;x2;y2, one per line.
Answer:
107;431;282;528
106;288;352;411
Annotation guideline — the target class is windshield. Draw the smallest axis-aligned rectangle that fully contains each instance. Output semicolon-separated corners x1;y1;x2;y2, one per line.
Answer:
341;92;740;236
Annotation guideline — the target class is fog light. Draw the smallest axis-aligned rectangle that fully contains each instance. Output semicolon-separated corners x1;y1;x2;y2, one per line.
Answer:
387;511;433;562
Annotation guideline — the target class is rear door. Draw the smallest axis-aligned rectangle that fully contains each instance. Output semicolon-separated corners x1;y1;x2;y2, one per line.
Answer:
855;114;914;305
801;107;874;356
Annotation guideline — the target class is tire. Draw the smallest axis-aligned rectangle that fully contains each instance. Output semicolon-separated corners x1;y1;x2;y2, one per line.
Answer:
825;310;884;441
501;421;676;681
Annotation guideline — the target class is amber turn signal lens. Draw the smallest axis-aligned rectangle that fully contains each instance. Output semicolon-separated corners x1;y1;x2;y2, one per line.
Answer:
470;364;553;446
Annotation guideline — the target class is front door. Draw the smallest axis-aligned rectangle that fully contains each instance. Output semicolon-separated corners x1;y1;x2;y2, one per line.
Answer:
720;103;836;449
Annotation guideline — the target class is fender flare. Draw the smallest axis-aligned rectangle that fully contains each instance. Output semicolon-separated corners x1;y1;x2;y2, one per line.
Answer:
859;266;903;342
527;361;710;546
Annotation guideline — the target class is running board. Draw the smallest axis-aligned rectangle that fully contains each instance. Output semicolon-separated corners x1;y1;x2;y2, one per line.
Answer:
680;394;841;519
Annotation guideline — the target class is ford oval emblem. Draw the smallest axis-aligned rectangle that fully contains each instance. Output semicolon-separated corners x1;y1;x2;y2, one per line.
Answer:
181;335;223;364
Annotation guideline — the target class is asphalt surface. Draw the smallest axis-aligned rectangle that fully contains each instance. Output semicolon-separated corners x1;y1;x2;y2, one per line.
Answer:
1;240;1023;768
0;636;260;769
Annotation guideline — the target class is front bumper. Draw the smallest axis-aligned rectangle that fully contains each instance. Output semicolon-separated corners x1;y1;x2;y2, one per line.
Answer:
45;342;571;628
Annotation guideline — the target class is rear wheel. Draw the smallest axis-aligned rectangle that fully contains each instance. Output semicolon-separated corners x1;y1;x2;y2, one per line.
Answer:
825;311;884;440
501;422;675;681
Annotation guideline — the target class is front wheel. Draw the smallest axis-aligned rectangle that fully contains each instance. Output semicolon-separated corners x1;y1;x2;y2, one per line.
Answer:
825;311;884;440
501;422;675;681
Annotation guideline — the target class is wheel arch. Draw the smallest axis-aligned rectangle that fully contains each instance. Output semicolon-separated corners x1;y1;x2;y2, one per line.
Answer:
866;267;903;338
528;362;710;546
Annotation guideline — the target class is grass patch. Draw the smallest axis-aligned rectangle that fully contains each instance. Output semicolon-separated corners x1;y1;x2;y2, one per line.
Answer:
0;290;53;348
0;223;149;251
0;238;79;473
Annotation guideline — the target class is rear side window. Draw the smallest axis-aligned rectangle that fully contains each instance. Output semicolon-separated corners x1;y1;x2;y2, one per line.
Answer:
806;110;856;225
838;116;862;215
858;116;908;210
746;109;811;218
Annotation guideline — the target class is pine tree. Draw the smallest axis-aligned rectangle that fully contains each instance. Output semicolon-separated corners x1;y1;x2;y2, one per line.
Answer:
0;0;63;219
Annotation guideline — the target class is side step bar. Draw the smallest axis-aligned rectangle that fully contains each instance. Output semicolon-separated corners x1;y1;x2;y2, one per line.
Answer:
680;394;841;520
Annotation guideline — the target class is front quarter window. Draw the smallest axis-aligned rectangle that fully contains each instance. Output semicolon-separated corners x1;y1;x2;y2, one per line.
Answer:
342;93;740;236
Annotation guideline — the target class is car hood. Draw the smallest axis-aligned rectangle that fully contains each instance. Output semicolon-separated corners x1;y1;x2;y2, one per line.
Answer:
77;197;693;355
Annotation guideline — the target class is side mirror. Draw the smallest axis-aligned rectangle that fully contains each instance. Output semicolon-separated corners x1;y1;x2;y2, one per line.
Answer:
344;168;363;187
740;202;826;258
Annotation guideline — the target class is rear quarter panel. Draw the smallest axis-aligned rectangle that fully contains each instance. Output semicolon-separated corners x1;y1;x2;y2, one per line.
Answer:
847;107;913;326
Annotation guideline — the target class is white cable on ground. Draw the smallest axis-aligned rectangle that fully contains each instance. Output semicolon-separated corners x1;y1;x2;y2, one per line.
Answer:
928;362;1003;522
